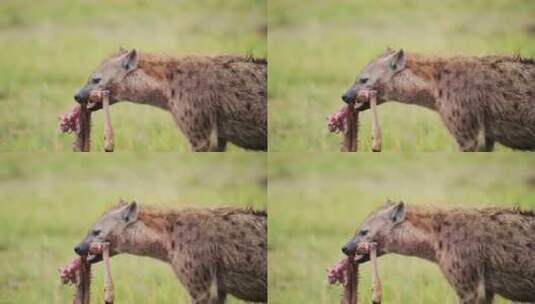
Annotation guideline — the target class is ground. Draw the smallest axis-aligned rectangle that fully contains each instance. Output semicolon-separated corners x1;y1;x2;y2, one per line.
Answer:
0;153;266;303
0;0;266;151
268;153;535;303
268;0;535;151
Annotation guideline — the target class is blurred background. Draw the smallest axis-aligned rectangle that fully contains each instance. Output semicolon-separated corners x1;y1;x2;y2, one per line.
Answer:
0;0;266;151
268;153;535;303
268;0;535;151
0;153;266;303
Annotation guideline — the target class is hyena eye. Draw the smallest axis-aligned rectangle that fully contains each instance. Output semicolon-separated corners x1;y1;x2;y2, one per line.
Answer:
359;229;368;236
91;77;101;84
91;229;101;236
359;77;368;84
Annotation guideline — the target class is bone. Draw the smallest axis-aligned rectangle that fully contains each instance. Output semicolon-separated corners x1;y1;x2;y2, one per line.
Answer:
59;256;91;304
59;257;82;285
342;106;359;152
59;242;112;304
75;103;92;152
342;259;359;304
328;257;359;304
74;256;91;304
369;93;382;152
102;243;114;304
59;105;81;134
327;105;359;152
59;104;91;152
370;243;382;304
59;89;115;152
328;257;350;285
101;92;114;152
328;240;382;304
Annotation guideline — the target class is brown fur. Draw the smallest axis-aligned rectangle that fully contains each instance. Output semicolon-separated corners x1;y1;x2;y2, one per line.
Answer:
379;205;535;303
134;53;266;151
385;53;535;151
85;203;267;304
88;51;267;151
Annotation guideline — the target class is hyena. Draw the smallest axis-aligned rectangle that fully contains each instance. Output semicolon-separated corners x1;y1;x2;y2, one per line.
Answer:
341;200;535;304
74;200;267;304
341;49;535;151
74;49;267;151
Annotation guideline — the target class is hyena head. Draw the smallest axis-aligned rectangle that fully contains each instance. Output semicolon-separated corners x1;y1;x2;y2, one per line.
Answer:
74;49;139;110
74;200;138;262
341;49;406;110
341;200;406;263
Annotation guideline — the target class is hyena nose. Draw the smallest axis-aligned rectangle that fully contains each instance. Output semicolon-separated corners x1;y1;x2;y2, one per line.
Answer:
341;93;352;104
74;246;83;255
74;94;83;103
341;245;351;255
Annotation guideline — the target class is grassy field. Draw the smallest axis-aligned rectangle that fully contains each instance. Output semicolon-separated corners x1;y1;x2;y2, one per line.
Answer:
0;153;266;303
0;0;266;151
268;0;535;151
268;153;535;303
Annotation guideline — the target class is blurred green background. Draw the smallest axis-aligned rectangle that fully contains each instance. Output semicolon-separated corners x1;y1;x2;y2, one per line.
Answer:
268;0;535;151
0;0;266;151
0;153;266;303
268;153;535;303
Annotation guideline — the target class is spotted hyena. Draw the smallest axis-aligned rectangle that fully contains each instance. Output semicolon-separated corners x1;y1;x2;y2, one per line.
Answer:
341;49;535;151
341;200;535;303
74;49;267;151
74;200;267;304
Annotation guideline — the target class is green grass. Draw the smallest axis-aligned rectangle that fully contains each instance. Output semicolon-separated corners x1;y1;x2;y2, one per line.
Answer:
268;153;535;303
0;153;266;303
0;0;266;151
268;0;535;151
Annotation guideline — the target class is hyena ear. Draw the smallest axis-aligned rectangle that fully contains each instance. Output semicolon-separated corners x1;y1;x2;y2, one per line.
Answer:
121;49;138;73
118;47;127;53
388;201;406;224
121;201;138;224
389;49;406;71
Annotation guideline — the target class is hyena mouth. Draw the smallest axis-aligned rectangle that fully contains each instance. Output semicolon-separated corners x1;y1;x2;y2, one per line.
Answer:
355;241;378;263
87;242;109;264
327;241;375;285
59;90;110;133
86;90;112;112
59;242;107;285
353;88;377;111
349;241;374;263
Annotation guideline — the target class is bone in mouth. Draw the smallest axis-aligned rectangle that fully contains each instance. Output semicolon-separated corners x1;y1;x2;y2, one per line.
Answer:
369;242;382;304
58;90;113;152
59;242;114;304
59;104;91;152
89;90;114;152
327;89;381;152
327;105;359;152
328;241;381;304
102;243;114;304
369;93;382;152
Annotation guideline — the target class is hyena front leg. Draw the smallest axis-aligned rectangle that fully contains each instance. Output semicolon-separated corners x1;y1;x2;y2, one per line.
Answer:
452;277;491;304
171;104;224;152
172;257;225;304
439;103;488;152
441;261;491;304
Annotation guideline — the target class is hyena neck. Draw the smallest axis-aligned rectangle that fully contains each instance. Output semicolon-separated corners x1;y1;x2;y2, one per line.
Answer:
385;210;437;262
384;56;440;111
119;214;171;262
118;70;170;111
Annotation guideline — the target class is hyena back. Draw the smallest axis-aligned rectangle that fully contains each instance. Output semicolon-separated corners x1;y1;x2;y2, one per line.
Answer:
342;49;535;151
342;201;535;303
75;49;267;151
75;201;267;304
